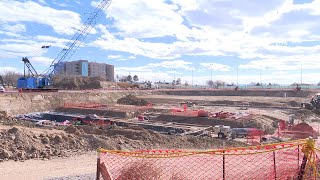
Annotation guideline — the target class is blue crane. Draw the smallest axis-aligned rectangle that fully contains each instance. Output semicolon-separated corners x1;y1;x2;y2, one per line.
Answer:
17;0;112;92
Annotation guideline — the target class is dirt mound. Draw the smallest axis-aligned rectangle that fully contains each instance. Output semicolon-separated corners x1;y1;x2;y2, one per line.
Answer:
0;127;84;161
287;101;300;107
117;94;149;106
53;76;119;90
100;81;121;89
0;111;35;127
0;122;245;162
116;82;139;89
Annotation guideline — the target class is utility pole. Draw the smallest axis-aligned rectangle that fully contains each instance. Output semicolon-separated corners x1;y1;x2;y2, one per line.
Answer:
260;69;262;86
300;64;302;85
236;65;239;86
210;64;213;82
174;68;176;81
192;69;194;87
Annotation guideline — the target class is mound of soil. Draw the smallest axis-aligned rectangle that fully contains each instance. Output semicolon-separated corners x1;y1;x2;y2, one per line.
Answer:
53;76;119;90
116;82;139;89
117;94;149;106
0;122;245;162
287;101;300;107
0;111;35;127
0;127;84;161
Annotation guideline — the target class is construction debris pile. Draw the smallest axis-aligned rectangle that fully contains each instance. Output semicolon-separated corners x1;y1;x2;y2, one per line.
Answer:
117;94;150;106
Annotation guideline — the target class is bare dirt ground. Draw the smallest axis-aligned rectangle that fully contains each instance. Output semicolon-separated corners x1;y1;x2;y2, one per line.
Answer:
0;116;244;179
2;93;320;179
139;94;316;120
0;152;96;180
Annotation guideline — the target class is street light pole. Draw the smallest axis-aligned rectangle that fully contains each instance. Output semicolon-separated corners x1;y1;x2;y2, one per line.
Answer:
174;68;176;82
237;65;239;86
192;69;194;87
300;64;302;85
210;64;213;82
260;70;262;86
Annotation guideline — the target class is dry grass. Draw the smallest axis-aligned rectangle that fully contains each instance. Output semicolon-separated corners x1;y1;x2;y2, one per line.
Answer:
116;161;188;180
117;162;162;180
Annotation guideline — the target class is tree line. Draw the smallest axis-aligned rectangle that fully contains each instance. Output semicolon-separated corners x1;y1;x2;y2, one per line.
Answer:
0;71;21;87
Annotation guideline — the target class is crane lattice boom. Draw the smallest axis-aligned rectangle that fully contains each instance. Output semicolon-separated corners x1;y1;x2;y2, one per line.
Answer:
43;0;112;78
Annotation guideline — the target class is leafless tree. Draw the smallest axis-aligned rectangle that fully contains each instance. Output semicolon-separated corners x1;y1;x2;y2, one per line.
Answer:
214;80;226;87
1;71;21;87
176;78;181;85
207;80;214;87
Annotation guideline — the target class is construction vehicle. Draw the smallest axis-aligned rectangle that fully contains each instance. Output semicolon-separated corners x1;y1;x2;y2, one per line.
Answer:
17;0;112;92
207;125;232;138
301;93;320;110
231;128;249;138
0;75;5;93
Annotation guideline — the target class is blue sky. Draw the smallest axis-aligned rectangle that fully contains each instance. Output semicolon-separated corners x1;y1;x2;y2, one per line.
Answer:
1;0;320;85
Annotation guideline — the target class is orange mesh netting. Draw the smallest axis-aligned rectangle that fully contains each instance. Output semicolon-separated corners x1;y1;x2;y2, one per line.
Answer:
97;139;320;180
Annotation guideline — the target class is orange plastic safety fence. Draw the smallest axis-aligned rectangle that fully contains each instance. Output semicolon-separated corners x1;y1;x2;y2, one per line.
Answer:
97;139;320;180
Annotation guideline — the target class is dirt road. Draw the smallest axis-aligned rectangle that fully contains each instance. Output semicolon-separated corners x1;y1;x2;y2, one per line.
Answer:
0;152;96;180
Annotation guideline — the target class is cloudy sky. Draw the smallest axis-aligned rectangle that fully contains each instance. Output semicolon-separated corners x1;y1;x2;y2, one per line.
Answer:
0;0;320;85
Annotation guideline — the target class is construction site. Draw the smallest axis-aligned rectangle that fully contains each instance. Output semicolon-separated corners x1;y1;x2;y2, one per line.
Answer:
0;87;320;179
1;0;320;179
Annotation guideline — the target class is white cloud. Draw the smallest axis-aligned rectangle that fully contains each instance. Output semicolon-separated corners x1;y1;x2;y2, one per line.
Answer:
116;60;192;73
2;0;320;84
0;0;81;35
107;55;123;59
147;60;192;69
0;34;72;59
107;55;136;61
38;0;47;5
90;0;320;66
106;0;189;39
1;23;26;34
117;56;136;61
200;63;233;71
30;56;54;65
35;35;70;48
0;43;39;57
0;66;19;73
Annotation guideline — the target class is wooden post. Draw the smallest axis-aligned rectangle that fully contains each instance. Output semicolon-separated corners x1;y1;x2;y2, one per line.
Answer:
273;151;277;180
96;150;101;180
